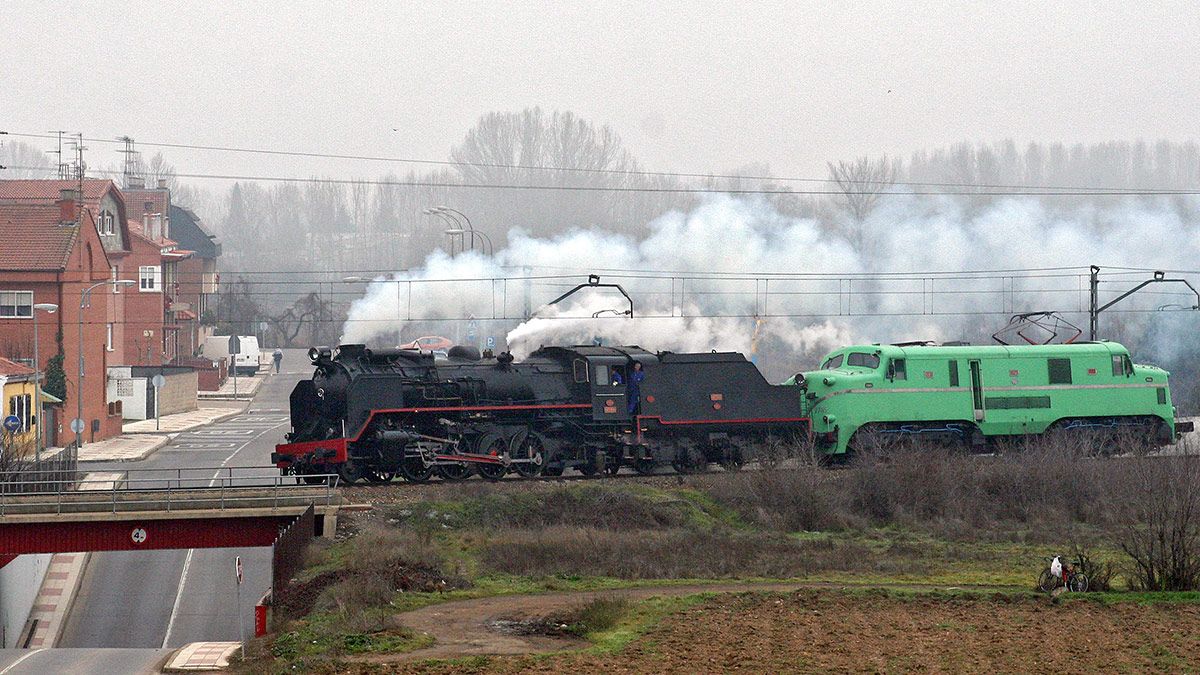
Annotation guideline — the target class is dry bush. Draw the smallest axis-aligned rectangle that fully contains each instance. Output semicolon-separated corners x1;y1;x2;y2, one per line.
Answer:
1071;543;1117;592
564;596;631;636
1115;455;1200;591
699;454;848;532
481;525;893;579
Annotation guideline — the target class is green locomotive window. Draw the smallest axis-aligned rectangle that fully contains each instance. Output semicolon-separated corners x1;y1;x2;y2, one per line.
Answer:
949;360;959;387
1048;358;1072;385
846;352;880;368
1111;355;1124;377
1158;387;1167;405
888;358;907;381
823;354;844;370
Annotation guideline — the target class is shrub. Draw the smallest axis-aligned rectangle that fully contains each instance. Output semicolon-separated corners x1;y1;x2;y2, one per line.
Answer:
1116;456;1200;591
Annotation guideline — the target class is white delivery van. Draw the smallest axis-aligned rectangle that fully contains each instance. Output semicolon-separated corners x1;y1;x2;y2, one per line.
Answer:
201;335;262;377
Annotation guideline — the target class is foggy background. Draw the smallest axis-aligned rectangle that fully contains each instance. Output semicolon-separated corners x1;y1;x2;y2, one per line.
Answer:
3;2;1200;405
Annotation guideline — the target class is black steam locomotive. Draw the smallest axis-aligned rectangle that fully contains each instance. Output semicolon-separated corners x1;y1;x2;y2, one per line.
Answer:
273;343;809;484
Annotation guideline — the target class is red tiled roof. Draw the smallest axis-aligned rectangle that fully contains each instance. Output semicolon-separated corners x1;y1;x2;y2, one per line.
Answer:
0;204;80;271
0;357;36;378
0;179;114;203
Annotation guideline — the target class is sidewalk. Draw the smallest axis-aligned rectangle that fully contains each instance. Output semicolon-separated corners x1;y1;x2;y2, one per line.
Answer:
74;434;170;462
122;404;246;434
197;371;267;400
19;552;89;648
163;642;241;671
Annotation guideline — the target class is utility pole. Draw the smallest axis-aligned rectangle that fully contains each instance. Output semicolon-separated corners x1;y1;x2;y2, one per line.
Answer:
47;130;69;179
1088;265;1100;341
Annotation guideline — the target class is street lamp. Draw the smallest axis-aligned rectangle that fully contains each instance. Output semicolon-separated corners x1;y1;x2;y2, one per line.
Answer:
423;208;462;256
77;279;135;449
31;303;58;462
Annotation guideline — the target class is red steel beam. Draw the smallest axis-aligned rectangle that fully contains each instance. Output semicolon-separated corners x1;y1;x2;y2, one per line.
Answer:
0;516;296;555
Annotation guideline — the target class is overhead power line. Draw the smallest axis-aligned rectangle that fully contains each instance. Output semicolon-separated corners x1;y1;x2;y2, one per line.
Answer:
3;130;1196;194
5;163;1199;196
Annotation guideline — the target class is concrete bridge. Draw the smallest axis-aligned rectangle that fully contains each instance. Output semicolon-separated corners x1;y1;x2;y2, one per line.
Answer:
0;468;341;558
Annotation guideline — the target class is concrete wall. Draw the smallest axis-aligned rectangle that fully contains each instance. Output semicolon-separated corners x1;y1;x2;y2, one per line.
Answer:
107;367;197;420
0;554;50;647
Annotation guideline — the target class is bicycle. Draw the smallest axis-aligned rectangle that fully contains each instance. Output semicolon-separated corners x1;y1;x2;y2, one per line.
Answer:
1037;558;1089;593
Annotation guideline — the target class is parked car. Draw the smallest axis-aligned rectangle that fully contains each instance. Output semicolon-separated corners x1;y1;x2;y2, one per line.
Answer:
399;336;454;352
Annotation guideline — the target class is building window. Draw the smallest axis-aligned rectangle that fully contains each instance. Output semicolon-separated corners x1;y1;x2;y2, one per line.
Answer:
139;266;162;292
106;323;114;351
0;291;33;318
8;393;32;431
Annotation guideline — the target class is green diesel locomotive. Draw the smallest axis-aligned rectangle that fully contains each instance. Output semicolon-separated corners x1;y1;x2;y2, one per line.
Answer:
786;341;1190;456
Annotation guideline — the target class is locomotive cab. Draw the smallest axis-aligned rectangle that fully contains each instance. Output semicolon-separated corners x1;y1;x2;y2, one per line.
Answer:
587;356;632;421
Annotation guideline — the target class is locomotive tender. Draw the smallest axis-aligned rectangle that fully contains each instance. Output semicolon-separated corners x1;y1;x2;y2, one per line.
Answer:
273;343;808;483
790;341;1192;456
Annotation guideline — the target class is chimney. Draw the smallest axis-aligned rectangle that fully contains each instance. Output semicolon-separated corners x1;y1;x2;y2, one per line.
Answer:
143;213;151;238
57;188;79;224
157;179;168;189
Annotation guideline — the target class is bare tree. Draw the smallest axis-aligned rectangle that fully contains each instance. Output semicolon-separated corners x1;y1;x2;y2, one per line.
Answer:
826;155;897;223
1118;454;1200;591
0;140;56;178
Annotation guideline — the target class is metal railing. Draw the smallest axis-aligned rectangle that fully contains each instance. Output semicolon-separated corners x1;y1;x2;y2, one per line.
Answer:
0;441;80;494
0;466;340;517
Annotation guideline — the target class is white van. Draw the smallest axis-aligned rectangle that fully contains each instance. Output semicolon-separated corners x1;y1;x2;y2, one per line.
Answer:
202;335;262;377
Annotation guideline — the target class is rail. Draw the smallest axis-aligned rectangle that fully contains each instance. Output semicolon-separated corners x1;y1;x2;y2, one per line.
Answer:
0;466;341;517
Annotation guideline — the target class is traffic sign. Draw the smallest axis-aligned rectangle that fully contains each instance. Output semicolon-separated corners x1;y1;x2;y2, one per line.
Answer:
2;415;20;433
235;555;243;584
70;418;85;434
131;527;147;544
228;335;241;353
151;374;166;388
485;336;496;349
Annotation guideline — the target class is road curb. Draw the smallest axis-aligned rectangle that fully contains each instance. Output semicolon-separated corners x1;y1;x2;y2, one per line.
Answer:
162;641;241;671
122;405;248;435
77;435;171;463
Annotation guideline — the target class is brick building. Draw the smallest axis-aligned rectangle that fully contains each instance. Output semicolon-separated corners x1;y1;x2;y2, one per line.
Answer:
0;178;218;439
0;184;126;443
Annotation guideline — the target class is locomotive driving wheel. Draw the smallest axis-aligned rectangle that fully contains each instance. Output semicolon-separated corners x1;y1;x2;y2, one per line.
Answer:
365;470;396;484
436;462;474;481
337;460;363;485
476;436;509;481
512;433;546;478
398;455;434;483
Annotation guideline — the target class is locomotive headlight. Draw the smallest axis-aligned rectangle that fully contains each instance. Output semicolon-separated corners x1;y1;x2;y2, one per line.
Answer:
308;347;320;362
823;414;836;425
823;376;836;386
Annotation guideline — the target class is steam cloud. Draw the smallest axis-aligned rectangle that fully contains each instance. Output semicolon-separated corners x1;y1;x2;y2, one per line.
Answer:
341;193;1200;379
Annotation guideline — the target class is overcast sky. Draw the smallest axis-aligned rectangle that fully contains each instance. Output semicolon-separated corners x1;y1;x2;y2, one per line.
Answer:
2;1;1198;182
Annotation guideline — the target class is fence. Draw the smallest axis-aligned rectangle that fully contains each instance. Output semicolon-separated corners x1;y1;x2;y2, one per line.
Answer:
0;441;79;495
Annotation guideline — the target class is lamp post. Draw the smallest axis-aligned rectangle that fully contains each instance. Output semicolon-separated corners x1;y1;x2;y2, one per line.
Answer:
31;303;58;462
423;208;461;256
77;279;134;448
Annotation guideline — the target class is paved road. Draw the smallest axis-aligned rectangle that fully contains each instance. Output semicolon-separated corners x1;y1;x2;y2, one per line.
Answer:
0;648;169;674
55;350;309;651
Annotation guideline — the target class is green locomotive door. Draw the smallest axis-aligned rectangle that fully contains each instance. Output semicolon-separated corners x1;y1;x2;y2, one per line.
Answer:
969;359;984;422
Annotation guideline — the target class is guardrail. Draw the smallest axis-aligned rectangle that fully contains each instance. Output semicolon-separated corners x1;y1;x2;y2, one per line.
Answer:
0;441;80;494
0;467;341;517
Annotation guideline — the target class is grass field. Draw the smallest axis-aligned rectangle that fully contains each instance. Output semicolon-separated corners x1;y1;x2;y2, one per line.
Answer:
244;446;1200;672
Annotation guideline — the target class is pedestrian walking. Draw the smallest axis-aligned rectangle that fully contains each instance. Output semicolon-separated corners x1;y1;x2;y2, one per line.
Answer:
273;348;283;373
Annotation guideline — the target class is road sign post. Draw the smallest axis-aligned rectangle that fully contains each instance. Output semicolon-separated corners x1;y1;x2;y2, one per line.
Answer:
151;374;166;431
229;335;241;400
235;555;245;658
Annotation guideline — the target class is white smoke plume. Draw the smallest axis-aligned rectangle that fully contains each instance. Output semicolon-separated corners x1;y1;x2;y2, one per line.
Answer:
341;193;1200;380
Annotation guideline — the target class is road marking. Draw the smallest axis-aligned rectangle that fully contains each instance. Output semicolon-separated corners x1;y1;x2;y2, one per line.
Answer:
161;549;194;648
0;649;46;674
160;419;289;649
